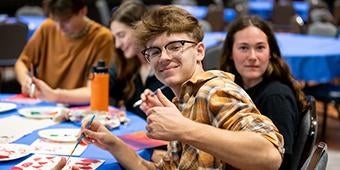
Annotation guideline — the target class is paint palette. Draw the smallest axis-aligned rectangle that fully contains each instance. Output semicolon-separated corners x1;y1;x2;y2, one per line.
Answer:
0;102;17;113
38;128;79;142
0;144;31;161
18;107;62;119
12;154;104;170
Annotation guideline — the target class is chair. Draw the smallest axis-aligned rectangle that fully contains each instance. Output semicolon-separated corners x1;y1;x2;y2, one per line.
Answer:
271;1;296;32
304;84;340;139
204;4;225;32
0;21;28;93
333;0;340;27
203;44;223;70
302;141;328;170
0;22;28;67
290;95;318;170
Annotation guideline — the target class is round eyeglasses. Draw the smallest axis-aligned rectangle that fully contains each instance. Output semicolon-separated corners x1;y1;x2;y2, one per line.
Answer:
141;40;197;63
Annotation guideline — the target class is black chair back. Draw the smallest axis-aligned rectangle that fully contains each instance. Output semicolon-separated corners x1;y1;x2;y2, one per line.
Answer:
0;22;28;66
290;95;318;170
203;45;223;70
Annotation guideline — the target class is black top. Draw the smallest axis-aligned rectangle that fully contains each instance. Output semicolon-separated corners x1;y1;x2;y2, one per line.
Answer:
109;64;174;119
245;79;301;169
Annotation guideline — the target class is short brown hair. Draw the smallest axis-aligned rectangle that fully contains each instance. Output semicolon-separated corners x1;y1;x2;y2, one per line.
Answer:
43;0;87;19
134;5;204;46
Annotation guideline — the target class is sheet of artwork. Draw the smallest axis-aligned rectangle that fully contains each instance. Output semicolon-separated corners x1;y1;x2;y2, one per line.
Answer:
0;115;57;144
30;138;87;156
11;154;104;170
1;94;41;105
119;131;168;151
0;102;17;113
0;144;31;161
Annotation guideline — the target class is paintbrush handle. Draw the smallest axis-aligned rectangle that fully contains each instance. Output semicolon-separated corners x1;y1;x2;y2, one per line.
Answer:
67;115;95;162
133;86;167;107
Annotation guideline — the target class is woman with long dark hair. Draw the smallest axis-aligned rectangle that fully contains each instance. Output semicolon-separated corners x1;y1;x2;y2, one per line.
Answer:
220;15;308;169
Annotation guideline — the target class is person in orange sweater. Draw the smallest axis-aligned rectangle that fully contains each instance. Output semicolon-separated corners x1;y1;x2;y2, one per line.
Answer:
15;0;115;104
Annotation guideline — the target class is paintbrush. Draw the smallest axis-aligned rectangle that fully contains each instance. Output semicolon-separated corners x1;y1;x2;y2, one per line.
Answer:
66;114;95;163
132;86;167;108
28;63;37;98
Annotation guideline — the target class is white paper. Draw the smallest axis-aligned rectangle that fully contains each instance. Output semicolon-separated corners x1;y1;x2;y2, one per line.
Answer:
31;138;87;156
0;115;57;144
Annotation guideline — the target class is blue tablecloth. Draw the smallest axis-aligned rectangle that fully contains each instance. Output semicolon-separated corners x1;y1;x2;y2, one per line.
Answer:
0;94;151;170
203;32;340;83
248;1;310;21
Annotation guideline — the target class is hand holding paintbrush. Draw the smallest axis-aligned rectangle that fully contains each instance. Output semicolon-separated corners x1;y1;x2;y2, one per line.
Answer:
133;86;167;107
66;114;96;163
26;63;36;98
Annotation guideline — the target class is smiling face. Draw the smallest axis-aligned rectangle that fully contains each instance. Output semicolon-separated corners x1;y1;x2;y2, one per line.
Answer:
145;33;205;93
110;21;140;59
232;26;270;88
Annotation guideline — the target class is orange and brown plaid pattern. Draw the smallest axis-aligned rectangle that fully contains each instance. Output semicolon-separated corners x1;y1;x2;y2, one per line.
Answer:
156;70;284;170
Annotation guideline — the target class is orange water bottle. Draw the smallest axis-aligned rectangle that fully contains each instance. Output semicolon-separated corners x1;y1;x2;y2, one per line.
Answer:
90;59;109;112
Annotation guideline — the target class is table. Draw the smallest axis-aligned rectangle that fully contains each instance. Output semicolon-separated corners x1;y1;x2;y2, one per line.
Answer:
203;32;340;83
248;1;310;21
0;94;151;170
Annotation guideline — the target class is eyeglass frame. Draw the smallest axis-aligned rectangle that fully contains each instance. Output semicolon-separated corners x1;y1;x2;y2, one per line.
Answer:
141;40;197;63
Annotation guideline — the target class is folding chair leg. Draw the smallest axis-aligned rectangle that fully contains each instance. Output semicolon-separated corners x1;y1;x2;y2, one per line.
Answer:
321;102;329;140
335;103;340;120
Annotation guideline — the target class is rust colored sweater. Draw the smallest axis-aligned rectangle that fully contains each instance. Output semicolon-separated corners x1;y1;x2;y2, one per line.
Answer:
18;18;114;89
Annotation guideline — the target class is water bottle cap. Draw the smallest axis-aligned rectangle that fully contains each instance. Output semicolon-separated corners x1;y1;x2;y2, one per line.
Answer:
97;59;106;67
94;59;108;73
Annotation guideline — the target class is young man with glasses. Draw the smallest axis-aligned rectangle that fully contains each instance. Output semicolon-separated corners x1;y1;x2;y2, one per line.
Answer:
56;5;284;170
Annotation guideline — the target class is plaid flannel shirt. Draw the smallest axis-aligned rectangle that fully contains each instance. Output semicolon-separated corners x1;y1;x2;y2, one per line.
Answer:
156;70;284;170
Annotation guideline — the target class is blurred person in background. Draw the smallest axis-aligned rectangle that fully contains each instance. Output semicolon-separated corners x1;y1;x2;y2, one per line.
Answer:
15;0;115;104
108;0;174;119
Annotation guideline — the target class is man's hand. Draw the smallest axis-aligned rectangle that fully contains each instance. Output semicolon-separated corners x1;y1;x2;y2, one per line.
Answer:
143;89;193;141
